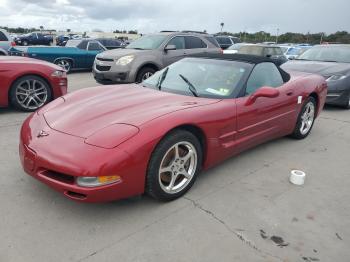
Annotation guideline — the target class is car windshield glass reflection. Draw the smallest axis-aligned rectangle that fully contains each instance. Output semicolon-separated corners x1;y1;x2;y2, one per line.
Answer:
126;35;167;50
143;58;251;99
298;46;350;63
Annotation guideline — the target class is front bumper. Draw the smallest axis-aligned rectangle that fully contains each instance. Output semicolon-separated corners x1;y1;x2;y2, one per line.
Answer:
19;113;145;203
92;60;137;84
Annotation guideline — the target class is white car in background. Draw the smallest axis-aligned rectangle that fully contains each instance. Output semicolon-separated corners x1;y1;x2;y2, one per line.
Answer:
223;43;251;54
278;45;311;60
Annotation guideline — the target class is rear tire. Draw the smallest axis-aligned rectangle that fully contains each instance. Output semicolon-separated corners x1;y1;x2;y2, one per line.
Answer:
136;67;156;83
10;75;52;112
55;59;72;72
146;130;202;201
290;97;316;139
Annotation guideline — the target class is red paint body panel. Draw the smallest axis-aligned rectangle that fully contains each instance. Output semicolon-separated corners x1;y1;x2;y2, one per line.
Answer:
20;71;327;202
0;56;67;108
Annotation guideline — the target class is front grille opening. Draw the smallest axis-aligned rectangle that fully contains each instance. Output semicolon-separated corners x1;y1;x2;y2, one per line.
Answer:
96;57;114;62
42;170;75;184
96;65;111;71
66;191;87;200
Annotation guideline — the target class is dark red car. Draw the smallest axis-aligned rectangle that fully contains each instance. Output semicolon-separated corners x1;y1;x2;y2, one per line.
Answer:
0;56;67;111
19;54;327;202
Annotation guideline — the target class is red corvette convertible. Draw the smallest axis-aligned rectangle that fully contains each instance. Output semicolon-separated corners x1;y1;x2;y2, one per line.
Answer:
0;56;67;111
20;54;327;202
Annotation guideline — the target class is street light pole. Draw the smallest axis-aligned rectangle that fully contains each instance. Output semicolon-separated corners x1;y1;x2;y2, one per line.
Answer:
276;28;279;44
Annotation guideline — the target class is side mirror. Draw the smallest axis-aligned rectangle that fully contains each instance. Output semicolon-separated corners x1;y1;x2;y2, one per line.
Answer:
245;86;280;106
164;45;176;51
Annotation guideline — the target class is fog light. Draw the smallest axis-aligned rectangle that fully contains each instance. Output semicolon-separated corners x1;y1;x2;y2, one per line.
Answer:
77;175;121;187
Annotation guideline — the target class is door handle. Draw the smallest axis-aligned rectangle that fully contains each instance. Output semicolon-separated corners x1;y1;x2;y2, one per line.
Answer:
286;91;294;96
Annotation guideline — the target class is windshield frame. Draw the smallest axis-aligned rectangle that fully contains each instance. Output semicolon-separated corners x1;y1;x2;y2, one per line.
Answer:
142;57;253;99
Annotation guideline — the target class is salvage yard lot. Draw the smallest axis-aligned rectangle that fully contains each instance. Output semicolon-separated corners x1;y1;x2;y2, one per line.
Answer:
1;72;349;261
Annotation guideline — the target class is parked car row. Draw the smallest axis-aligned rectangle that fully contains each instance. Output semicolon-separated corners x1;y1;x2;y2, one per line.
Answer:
13;32;53;46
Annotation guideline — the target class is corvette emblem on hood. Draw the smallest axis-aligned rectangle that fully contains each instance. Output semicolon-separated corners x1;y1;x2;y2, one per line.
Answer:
37;130;49;138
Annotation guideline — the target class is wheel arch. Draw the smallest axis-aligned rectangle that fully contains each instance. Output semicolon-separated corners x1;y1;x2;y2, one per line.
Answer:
159;124;207;167
309;92;320;115
136;62;160;79
8;73;53;106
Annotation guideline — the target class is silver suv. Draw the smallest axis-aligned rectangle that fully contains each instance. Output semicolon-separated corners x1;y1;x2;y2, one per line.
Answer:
93;31;221;84
0;29;14;55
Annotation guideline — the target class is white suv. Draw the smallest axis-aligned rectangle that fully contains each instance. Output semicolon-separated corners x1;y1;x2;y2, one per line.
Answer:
0;29;15;55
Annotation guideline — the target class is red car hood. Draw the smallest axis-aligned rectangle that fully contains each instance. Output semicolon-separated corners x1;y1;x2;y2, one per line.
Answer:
44;84;220;138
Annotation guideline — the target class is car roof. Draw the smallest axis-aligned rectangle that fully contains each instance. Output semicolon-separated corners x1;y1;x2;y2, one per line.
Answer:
189;53;291;82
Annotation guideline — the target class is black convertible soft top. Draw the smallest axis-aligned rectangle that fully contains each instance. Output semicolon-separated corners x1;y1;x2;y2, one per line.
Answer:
190;53;291;82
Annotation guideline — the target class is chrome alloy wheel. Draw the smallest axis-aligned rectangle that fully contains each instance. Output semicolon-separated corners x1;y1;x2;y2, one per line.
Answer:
142;72;154;81
15;79;48;110
300;101;315;135
158;142;197;194
56;59;71;71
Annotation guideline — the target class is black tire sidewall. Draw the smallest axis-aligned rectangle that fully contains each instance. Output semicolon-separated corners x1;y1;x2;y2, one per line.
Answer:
291;97;316;139
136;67;156;83
10;75;52;112
146;130;203;201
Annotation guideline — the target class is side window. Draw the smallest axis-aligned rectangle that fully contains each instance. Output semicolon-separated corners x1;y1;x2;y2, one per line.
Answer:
185;36;207;49
274;47;283;55
245;62;284;95
167;36;185;50
0;32;8;41
205;36;220;47
78;40;88;50
88;42;102;51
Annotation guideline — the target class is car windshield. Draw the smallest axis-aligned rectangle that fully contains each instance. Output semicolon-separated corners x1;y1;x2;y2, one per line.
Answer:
65;40;81;47
126;35;167;50
142;58;252;99
298;45;350;63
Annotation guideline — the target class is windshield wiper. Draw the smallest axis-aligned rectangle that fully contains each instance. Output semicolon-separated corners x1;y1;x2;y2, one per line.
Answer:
179;74;198;97
156;67;169;90
294;58;310;61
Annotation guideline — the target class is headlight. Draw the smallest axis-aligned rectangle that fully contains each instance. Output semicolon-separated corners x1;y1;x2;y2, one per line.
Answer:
116;55;134;66
326;75;347;81
77;175;121;187
51;70;66;77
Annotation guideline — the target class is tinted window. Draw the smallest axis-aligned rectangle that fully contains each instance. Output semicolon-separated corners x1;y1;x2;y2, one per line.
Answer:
167;36;185;49
88;42;102;51
0;31;8;41
185;36;207;49
216;37;231;45
205;36;220;47
246;62;284;95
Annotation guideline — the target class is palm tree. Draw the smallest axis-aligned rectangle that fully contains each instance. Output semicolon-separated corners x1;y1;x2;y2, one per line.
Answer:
220;22;224;33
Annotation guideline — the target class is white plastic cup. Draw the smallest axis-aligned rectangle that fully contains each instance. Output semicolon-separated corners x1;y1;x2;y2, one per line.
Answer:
290;170;306;185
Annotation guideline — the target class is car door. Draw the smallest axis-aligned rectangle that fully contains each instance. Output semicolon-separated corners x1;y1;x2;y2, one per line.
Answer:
234;62;297;152
86;41;105;68
184;36;208;55
162;36;186;66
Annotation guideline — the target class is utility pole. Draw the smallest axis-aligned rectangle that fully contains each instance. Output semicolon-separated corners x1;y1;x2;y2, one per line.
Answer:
276;28;279;44
320;32;324;44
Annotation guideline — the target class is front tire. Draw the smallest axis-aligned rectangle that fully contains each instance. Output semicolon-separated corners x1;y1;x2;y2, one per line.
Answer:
291;97;316;139
146;130;202;201
136;67;156;83
342;95;350;109
10;75;52;112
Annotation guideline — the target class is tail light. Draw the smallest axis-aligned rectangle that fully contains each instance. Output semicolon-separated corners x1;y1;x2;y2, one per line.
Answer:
11;41;16;46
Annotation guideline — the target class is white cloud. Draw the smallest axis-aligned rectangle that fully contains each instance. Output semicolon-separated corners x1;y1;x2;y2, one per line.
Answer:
0;0;349;34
